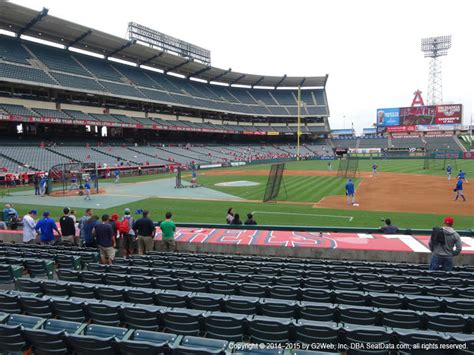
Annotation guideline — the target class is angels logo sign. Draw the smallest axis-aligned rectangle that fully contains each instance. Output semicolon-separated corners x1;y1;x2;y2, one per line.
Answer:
435;104;462;124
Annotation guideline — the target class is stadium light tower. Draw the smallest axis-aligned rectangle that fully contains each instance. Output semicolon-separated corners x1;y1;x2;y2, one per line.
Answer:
421;35;452;105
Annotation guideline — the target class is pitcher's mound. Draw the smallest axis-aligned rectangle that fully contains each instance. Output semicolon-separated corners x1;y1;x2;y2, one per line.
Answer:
215;180;260;187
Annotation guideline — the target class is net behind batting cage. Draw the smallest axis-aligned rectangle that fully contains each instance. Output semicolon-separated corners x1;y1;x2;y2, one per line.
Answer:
47;162;99;195
263;163;286;202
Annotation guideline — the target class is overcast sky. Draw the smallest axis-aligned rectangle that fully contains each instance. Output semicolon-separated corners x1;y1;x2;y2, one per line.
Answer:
14;0;474;133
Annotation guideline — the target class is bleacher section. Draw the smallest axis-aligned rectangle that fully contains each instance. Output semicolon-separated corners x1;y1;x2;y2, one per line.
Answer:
358;137;388;149
0;35;329;119
391;136;424;149
0;243;472;354
424;136;463;151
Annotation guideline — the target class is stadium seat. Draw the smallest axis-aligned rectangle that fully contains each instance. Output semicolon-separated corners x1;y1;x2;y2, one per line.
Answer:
67;324;130;355
122;304;162;331
24;259;54;279
96;285;126;302
19;295;54;318
118;330;175;354
444;297;474;315
128;275;153;288
222;273;247;283
55;254;82;270
405;295;442;312
301;288;333;304
41;280;69;297
69;282;96;299
361;282;392;294
162;308;203;336
338;305;378;326
125;287;156;304
248;316;292;344
295;319;339;347
203;311;246;341
85;300;122;326
260;298;298;318
268;285;299;300
7;313;44;328
380;309;422;329
394;329;450;355
424;312;468;333
333;290;367;306
0;264;23;284
104;273;128;286
189;292;223;311
80;271;104;284
23;319;84;355
223;295;259;315
343;324;393;355
156;290;189;308
0;324;30;354
299;301;336;322
239;283;267;298
181;278;208;292
0;292;22;313
51;298;86;322
172;335;228;354
208;281;237;295
425;285;456;298
153;276;180;290
368;293;404;309
57;269;81;282
15;278;43;293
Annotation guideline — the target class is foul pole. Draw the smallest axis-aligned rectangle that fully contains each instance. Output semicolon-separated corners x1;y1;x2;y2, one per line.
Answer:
297;86;301;160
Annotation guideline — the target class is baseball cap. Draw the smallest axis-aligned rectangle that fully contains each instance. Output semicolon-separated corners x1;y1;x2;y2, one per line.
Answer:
124;208;131;214
29;210;37;215
444;217;454;226
110;213;119;221
43;211;50;217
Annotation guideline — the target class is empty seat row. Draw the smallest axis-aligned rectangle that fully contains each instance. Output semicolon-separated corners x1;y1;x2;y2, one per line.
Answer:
0;312;229;355
138;251;474;273
6;281;474;334
0;253;83;271
82;265;474;299
0;258;54;279
96;261;474;285
0;243;97;254
35;275;474;314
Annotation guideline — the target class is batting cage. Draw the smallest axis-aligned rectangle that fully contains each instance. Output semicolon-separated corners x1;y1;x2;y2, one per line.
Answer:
47;162;99;196
263;163;287;202
337;155;359;179
423;150;458;171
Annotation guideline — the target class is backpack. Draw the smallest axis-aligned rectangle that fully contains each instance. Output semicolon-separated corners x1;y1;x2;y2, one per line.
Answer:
118;217;130;234
430;227;446;245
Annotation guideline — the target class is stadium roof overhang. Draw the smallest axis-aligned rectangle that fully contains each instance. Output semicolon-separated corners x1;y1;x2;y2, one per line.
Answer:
0;1;328;89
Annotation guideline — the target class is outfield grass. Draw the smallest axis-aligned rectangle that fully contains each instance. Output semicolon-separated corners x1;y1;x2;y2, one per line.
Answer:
4;158;474;230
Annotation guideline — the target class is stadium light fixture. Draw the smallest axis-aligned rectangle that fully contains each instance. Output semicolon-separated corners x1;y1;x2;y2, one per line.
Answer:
420;35;452;105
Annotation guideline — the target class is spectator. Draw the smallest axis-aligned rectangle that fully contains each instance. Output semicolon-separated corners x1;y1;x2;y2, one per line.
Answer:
429;217;462;271
160;212;176;252
380;219;399;234
134;210;155;255
120;208;136;257
230;213;242;225
226;208;234;224
244;213;257;225
59;207;76;245
84;178;92;200
109;213;119;238
22;210;37;244
2;203;19;228
78;208;93;246
93;214;116;265
39;175;47;196
35;211;61;245
83;215;99;248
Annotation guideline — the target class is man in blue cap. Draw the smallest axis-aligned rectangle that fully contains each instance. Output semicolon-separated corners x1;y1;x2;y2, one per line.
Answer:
345;179;356;205
35;211;61;245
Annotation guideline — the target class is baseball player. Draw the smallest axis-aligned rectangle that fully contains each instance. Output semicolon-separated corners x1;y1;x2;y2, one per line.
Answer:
457;170;468;183
345;178;356;205
84;178;92;200
69;174;79;191
446;165;452;180
372;163;377;177
454;177;466;202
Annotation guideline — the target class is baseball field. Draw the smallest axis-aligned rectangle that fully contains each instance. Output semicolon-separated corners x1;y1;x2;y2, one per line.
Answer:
2;158;473;229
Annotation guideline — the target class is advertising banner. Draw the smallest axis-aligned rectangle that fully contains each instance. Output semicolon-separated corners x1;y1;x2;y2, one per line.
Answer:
435;104;462;124
399;106;436;125
386;125;417;133
376;108;400;126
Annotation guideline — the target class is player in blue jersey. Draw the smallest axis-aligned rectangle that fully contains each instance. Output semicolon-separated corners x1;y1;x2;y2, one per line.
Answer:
446;165;452;180
454;178;466;202
345;179;355;205
372;163;377;177
457;170;468;183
